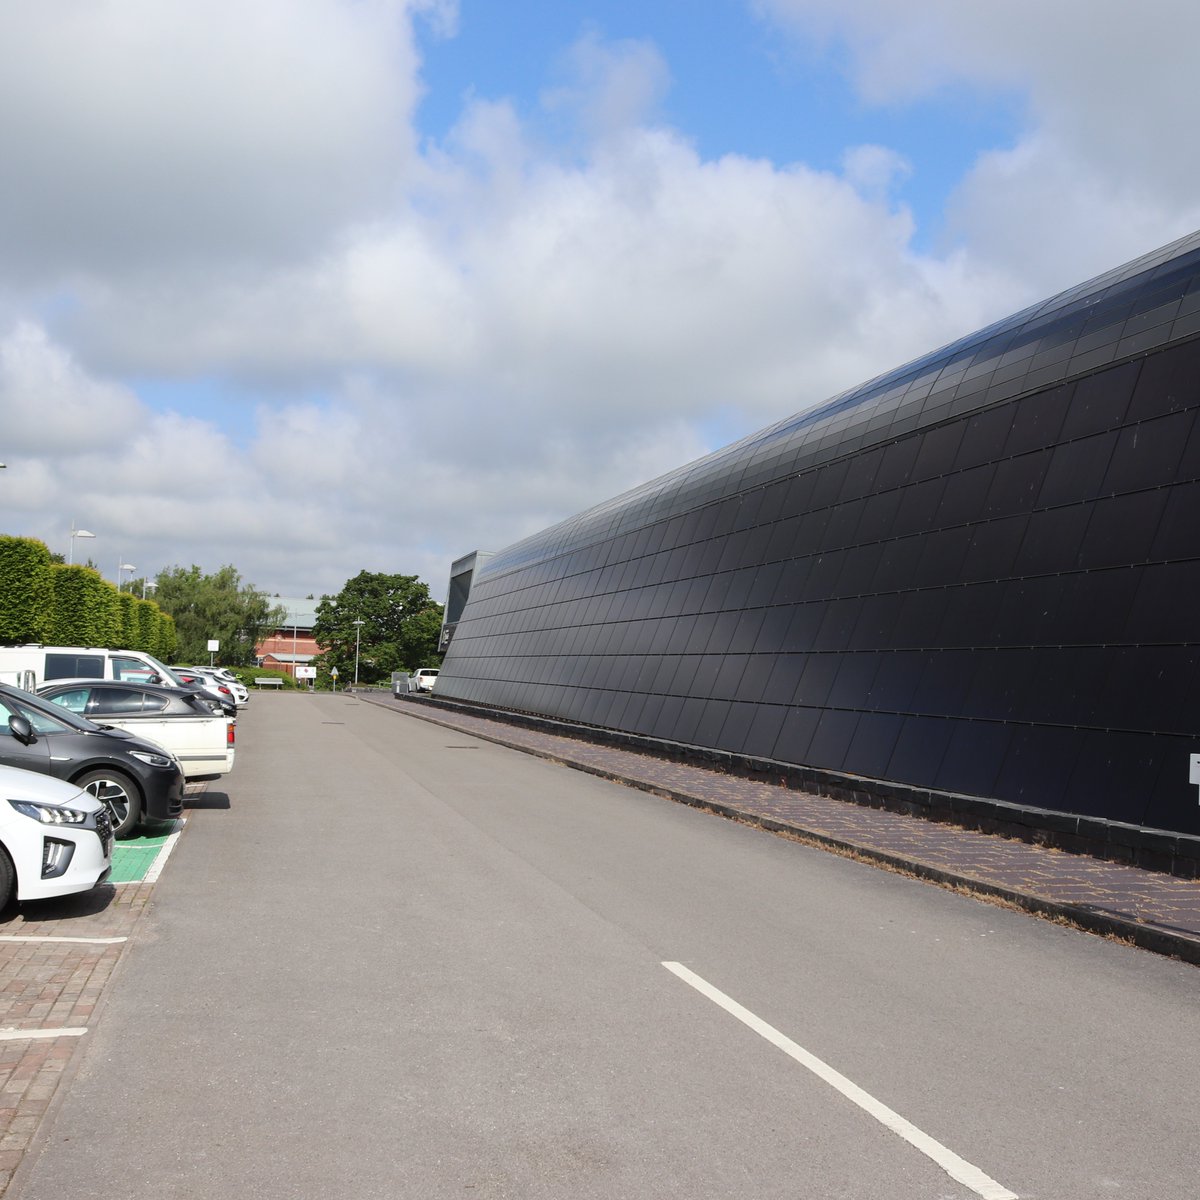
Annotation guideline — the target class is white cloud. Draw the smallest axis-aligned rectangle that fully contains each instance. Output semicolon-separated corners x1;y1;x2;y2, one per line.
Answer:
1;1;1196;601
0;322;143;452
60;116;996;463
541;31;672;144
841;144;912;200
0;0;439;279
754;0;1200;285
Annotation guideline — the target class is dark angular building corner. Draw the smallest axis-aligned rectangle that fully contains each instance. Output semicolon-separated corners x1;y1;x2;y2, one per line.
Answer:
436;230;1200;851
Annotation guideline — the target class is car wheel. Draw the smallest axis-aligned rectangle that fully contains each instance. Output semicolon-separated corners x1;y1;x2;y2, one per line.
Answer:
75;770;142;839
0;846;15;911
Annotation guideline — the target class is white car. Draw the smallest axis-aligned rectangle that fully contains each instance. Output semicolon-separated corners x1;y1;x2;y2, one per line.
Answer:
190;667;250;707
0;764;113;908
37;680;235;783
412;669;439;692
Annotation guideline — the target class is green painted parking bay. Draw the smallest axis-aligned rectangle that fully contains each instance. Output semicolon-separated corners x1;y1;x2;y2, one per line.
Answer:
109;822;183;884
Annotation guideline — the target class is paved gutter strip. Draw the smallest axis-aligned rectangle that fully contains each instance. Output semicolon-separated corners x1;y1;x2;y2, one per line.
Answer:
370;694;1200;966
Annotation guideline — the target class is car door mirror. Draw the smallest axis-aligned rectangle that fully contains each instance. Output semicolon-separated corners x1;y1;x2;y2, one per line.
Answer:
8;715;36;746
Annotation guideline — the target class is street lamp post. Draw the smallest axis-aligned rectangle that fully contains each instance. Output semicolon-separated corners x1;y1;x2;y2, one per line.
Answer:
142;579;157;600
68;522;96;565
117;561;135;589
353;619;365;689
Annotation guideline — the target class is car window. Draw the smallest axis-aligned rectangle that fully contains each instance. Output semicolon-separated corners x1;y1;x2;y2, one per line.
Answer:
112;657;157;684
44;653;105;681
89;687;148;715
45;688;91;715
0;695;73;735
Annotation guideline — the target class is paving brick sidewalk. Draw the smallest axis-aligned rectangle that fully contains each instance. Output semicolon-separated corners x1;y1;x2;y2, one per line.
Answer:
372;694;1200;967
0;878;156;1194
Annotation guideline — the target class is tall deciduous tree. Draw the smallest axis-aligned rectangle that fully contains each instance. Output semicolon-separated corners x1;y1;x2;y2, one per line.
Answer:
153;565;285;665
313;571;443;685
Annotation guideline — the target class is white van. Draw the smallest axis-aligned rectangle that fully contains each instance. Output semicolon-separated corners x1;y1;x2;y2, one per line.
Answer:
0;645;186;693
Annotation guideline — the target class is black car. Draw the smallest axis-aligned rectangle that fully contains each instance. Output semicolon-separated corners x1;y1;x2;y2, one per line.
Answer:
0;682;185;838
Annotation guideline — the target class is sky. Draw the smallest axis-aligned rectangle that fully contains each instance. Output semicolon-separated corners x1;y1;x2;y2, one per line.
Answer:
2;0;1199;604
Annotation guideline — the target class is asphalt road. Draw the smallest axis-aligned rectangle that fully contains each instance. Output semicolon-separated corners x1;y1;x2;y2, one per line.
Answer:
13;694;1200;1199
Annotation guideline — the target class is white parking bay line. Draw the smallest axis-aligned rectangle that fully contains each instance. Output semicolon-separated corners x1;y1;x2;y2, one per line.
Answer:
0;936;126;945
662;961;1018;1200
143;821;185;883
0;1028;87;1041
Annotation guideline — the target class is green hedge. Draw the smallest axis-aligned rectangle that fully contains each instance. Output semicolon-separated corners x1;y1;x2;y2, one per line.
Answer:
0;535;175;653
0;537;54;643
50;565;121;646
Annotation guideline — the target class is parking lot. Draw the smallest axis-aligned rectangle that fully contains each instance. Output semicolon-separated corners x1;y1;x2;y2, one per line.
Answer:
1;694;1198;1199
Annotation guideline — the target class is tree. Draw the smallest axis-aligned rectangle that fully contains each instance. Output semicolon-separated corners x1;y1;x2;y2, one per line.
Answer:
152;565;285;665
312;571;443;686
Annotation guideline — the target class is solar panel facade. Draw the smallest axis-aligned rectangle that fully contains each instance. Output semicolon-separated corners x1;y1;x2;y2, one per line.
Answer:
438;231;1200;836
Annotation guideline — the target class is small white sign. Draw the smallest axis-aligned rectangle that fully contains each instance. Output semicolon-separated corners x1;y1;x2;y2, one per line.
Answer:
207;639;220;652
295;666;317;680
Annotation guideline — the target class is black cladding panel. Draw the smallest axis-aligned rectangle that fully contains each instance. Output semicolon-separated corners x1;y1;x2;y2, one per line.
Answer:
440;231;1200;835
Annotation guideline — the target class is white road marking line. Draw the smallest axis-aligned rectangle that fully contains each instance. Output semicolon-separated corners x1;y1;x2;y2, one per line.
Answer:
662;961;1018;1200
0;1028;87;1041
0;936;126;945
143;820;185;883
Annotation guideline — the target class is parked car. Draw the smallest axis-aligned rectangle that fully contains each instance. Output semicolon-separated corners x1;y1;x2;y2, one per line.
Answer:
170;668;238;716
412;669;439;693
0;644;184;691
0;682;185;838
188;666;249;706
0;644;231;720
37;680;235;783
0;764;113;910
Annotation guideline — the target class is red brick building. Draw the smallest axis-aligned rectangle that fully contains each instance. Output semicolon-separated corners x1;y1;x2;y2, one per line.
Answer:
255;596;321;678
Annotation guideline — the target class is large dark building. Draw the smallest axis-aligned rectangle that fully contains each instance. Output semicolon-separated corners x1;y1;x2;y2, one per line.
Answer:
438;232;1200;837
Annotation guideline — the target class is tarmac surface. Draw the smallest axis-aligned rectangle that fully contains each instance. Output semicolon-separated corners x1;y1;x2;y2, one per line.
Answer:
0;691;1196;1197
371;692;1200;968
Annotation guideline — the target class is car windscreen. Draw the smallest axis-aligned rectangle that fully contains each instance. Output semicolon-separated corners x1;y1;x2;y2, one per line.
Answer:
141;653;184;686
0;690;100;734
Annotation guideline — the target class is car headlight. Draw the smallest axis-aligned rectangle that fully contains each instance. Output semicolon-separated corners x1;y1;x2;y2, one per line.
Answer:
9;799;89;825
130;749;176;768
